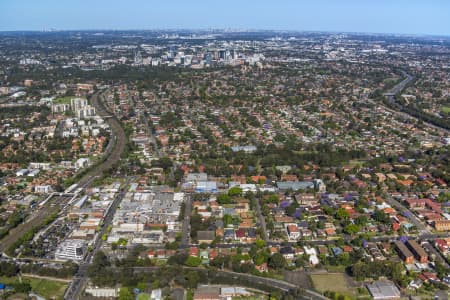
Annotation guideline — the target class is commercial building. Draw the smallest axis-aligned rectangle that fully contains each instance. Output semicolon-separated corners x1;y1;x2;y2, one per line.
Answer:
276;179;326;192
16;169;29;176
85;287;118;297
34;185;52;194
195;181;218;193
55;239;86;262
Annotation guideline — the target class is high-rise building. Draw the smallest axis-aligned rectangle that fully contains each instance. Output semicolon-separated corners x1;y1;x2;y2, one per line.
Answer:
134;50;143;65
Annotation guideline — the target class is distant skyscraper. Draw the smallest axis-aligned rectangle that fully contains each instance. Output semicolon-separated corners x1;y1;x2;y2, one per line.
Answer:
205;53;212;65
169;46;175;58
218;50;226;60
134;50;143;65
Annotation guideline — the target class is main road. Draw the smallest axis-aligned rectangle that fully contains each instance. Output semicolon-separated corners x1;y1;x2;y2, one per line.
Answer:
383;71;414;97
377;71;450;135
64;179;130;300
131;266;329;300
64;92;128;299
180;194;192;248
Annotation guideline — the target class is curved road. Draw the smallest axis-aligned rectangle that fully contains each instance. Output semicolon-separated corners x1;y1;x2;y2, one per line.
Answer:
132;266;328;300
380;71;449;135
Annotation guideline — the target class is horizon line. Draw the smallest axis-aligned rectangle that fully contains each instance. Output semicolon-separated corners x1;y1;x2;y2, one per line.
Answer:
0;28;449;39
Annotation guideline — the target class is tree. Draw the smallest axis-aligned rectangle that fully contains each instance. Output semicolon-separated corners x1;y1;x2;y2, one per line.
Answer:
92;250;110;268
335;208;350;220
185;256;202;267
118;238;128;247
217;194;232;204
254;252;267;266
268;253;286;269
223;214;233;226
111;243;118;251
12;282;31;293
210;255;229;268
285;202;299;217
152;279;161;289
138;282;148;291
228;186;243;197
167;252;189;265
119;287;134;300
255;239;266;249
152;157;173;170
344;224;360;235
186;271;200;288
355;215;368;226
373;209;390;224
165;241;179;250
0;261;19;277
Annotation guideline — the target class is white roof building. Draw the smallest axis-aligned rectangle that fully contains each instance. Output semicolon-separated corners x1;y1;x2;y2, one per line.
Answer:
304;246;320;265
55;239;86;262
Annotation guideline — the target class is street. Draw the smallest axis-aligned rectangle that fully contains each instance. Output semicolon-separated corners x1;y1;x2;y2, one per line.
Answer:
181;194;192;248
64;179;130;299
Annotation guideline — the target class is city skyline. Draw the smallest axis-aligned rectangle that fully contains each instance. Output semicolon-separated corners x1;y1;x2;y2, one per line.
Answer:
1;0;450;36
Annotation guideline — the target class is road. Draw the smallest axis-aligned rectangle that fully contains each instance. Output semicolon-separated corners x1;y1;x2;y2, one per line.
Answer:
180;194;192;248
383;71;414;97
140;112;162;158
377;71;450;135
132;266;328;300
255;196;269;242
421;241;450;269
3;227;448;300
63;92;128;299
64;179;130;300
384;196;429;234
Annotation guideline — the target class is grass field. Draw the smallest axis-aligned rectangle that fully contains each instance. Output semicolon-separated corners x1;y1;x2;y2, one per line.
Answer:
442;106;450;114
137;293;151;300
348;159;366;167
326;265;347;272
53;96;74;104
0;276;68;300
310;273;354;297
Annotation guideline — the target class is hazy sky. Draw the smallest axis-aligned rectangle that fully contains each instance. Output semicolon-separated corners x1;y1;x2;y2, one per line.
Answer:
1;0;449;36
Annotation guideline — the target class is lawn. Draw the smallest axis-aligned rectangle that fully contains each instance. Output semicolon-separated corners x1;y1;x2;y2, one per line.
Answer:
53;97;74;104
0;276;68;300
326;265;347;272
442;106;450;114
310;273;354;297
348;159;366;167
53;96;75;104
137;293;151;300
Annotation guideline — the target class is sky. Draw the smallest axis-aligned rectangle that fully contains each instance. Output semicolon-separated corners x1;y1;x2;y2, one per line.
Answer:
1;0;450;36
